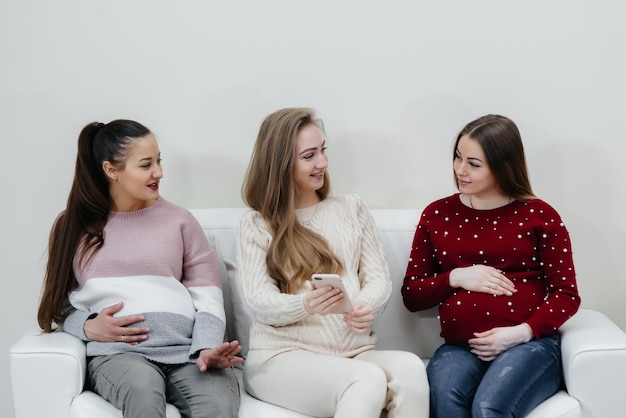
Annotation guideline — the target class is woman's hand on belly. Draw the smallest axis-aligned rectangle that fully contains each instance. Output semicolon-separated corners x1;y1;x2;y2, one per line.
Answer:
468;323;533;361
449;265;517;297
84;301;150;344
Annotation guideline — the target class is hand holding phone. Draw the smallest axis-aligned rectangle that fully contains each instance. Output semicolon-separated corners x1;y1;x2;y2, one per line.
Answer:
310;274;354;314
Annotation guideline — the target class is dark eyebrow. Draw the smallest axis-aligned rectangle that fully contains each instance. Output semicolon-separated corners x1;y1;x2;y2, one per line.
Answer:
455;148;484;163
298;141;325;156
137;152;161;163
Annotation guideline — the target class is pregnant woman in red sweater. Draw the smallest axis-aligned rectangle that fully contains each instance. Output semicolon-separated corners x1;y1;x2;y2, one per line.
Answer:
402;114;581;418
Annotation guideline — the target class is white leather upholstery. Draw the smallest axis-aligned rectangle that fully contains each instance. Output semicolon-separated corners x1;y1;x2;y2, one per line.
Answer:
10;208;626;417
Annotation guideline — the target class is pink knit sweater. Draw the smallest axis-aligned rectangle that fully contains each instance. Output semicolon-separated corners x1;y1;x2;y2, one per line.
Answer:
63;198;226;364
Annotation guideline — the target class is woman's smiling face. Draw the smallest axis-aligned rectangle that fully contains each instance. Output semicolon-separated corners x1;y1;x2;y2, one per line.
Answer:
105;133;163;212
292;123;328;208
453;134;499;197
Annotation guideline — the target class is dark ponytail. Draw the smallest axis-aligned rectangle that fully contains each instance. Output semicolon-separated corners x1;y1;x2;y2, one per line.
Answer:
38;120;151;332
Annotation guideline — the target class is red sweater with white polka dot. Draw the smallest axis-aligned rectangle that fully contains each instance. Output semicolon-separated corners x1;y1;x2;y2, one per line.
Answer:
402;193;581;344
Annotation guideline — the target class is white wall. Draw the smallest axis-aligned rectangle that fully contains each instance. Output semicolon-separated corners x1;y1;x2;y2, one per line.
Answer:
2;0;624;415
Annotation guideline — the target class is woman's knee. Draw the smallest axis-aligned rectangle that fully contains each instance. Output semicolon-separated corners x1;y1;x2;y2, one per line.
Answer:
359;361;388;386
386;352;428;395
400;351;427;377
336;363;387;414
471;393;517;418
346;362;388;397
192;368;240;418
89;354;166;409
427;350;484;410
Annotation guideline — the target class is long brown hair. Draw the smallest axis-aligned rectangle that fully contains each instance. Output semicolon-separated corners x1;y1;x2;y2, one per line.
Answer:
454;114;535;200
242;108;342;293
37;120;151;332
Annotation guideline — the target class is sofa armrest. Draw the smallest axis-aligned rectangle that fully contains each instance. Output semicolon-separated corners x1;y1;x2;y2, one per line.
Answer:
10;327;87;418
560;308;626;418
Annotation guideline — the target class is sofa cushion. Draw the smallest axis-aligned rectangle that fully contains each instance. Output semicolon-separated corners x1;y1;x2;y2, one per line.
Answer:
224;258;253;359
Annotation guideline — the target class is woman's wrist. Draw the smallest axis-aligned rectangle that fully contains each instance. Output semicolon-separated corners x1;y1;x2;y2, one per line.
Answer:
449;269;459;288
521;322;533;342
302;294;314;315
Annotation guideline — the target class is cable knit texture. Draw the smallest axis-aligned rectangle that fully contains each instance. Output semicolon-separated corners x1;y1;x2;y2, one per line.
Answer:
402;193;581;344
237;194;391;357
62;198;226;364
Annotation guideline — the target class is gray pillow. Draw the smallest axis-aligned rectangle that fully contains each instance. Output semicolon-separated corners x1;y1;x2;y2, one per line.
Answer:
223;259;253;361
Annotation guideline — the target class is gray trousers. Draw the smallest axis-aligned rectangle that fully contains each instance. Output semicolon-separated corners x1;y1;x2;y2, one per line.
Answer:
87;353;240;418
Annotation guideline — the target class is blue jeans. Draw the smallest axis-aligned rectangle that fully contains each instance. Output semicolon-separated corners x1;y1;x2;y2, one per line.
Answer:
426;333;562;418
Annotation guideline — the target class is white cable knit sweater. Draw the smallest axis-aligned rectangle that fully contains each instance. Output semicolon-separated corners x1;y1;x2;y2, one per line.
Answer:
237;194;391;358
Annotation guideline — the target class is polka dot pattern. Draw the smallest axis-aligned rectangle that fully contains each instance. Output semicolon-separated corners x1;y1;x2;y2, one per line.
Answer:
401;194;581;344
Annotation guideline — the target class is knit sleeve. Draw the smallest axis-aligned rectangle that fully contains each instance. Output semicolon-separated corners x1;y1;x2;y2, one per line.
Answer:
237;211;309;326
180;212;227;354
524;201;581;337
401;205;456;312
352;196;391;316
62;307;91;341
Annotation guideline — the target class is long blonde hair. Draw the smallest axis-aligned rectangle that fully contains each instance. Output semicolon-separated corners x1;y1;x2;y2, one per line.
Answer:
242;108;343;293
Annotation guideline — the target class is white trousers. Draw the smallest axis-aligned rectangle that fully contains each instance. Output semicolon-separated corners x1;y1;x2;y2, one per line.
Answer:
244;348;429;418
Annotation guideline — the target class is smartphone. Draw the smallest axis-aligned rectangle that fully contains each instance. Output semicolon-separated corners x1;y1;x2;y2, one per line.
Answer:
311;273;354;314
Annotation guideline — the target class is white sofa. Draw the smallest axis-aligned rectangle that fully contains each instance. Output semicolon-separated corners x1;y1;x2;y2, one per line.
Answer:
10;208;626;418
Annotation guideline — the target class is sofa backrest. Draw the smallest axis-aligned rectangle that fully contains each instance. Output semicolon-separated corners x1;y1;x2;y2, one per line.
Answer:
190;207;444;361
